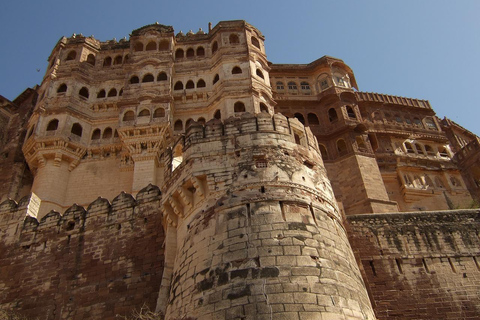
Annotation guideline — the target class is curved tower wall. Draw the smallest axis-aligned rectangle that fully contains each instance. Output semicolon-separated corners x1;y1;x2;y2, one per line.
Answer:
160;113;375;320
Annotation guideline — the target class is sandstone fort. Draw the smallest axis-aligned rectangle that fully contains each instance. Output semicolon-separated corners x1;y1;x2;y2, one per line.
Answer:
0;20;479;319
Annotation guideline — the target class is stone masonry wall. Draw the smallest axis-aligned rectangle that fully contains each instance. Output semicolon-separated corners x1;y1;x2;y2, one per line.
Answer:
0;184;165;320
161;113;376;319
347;210;480;319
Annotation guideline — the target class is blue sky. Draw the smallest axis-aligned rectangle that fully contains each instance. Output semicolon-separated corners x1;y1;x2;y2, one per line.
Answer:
1;0;479;135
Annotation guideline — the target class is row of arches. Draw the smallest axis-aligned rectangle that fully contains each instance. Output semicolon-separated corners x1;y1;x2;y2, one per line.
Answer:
174;47;206;59
130;72;168;84
289;106;357;127
401;141;450;158
133;39;170;52
65;50;96;66
171;102;269;132
46;119;83;137
276;81;311;93
122;108;166;122
371;111;438;130
318;135;369;161
56;84;125;99
91;127;118;140
174;79;206;90
103;55;128;67
402;173;461;190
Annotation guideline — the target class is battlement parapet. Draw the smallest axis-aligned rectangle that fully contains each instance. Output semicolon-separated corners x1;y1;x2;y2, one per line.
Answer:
184;112;319;153
0;184;162;245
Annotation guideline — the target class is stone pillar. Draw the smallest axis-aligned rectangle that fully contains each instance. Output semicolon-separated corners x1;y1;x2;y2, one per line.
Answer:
30;158;70;218
132;156;158;194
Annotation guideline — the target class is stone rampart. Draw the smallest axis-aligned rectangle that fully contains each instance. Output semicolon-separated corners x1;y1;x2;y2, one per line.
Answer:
347;210;480;319
0;184;165;320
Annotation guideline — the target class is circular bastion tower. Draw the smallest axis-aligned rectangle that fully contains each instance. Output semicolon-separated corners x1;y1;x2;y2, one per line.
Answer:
157;112;376;320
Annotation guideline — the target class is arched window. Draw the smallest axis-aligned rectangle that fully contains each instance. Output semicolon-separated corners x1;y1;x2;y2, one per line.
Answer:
234;102;246;113
66;50;77;61
256;69;264;79
103;56;112;67
425;118;437;130
425;145;435;156
328;108;338;122
251;37;260;49
288;82;297;91
337;139;347;156
319;144;329;160
404;142;415;154
186;80;195;89
214;110;221;120
91;129;101;140
213;74;219;84
260;103;268;113
356;137;367;152
153;108;165;118
175;49;184;59
138;109;150;117
186;48;195;58
232;66;242;74
157;72;168;81
346;106;356;119
57;83;67;93
119;88;123;96
123;111;135;121
114;55;123;65
276;82;284;91
79;87;89;99
196;47;205;56
46;119;59;131
197;117;206;125
413;117;423;127
130;76;139;84
134;42;143;52
438;147;449;157
146;41;157;51
107;88;117;97
435;176;445;188
229;34;239;44
425;175;434;188
185;118;193;128
142;74;154;83
414;144;424;155
212;41;218;54
394;114;403;124
294;113;305;125
307;113;319;125
450;176;460;187
159;40;169;51
174;81;183;90
86;54;95;66
413;175;423;188
71;123;82;137
174;120;183;131
97;89;106;98
197;79;206;88
103;127;112;139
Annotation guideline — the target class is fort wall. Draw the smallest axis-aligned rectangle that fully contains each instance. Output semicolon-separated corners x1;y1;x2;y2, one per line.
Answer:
0;185;165;320
347;210;480;319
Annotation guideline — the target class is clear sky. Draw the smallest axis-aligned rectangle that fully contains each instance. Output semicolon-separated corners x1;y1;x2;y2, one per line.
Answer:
1;0;479;135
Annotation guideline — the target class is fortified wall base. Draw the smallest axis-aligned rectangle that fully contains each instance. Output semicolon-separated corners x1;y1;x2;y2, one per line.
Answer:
0;185;165;320
347;210;480;319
